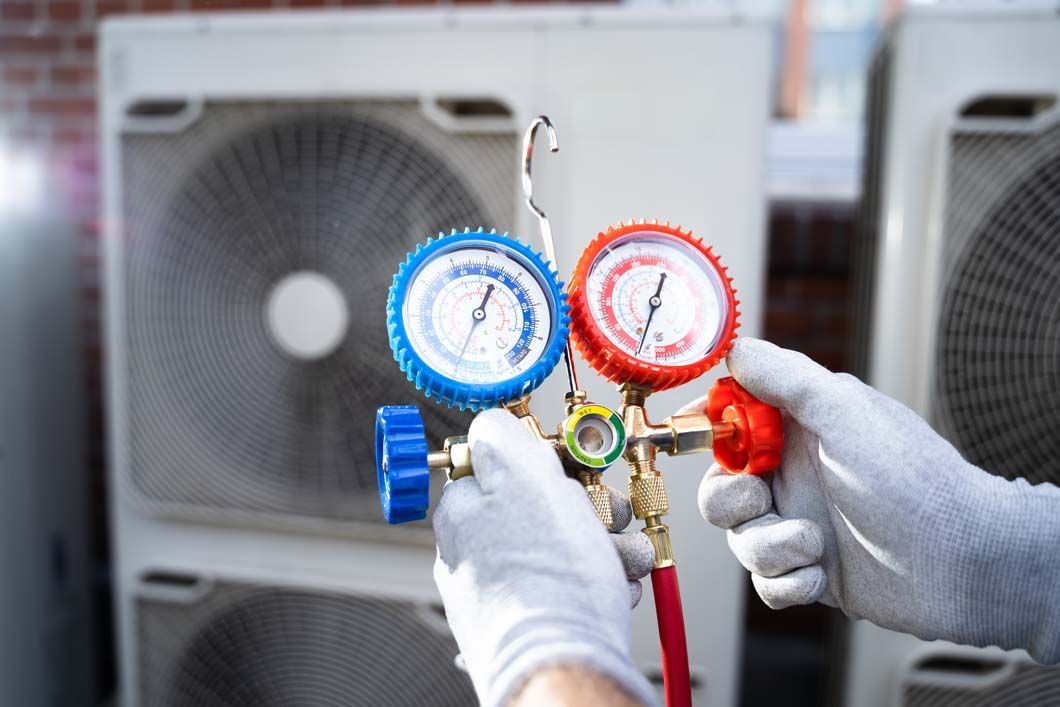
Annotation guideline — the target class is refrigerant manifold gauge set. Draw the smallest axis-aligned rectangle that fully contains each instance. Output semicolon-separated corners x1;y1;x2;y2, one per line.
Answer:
373;116;784;707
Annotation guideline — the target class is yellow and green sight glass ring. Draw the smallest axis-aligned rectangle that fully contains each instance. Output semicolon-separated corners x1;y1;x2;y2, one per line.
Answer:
562;404;626;469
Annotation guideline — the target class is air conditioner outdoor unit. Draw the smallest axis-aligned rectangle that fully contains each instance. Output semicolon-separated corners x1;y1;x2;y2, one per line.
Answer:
850;5;1060;705
100;8;774;706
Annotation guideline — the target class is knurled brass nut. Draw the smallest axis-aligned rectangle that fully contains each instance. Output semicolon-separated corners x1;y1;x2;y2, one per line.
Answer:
629;474;669;518
584;484;615;530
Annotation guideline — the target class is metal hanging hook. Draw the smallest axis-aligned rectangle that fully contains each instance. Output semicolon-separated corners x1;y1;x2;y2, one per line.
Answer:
522;115;560;267
521;115;580;394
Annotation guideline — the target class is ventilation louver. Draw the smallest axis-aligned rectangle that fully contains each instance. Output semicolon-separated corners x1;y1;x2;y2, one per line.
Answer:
934;120;1060;486
903;661;1060;707
137;582;475;706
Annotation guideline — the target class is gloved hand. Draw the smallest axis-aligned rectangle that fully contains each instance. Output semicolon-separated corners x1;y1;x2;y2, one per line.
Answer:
608;494;656;609
433;409;659;707
691;337;1060;663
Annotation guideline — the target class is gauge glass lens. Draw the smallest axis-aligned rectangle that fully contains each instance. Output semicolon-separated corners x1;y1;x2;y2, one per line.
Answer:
403;244;553;384
585;233;729;366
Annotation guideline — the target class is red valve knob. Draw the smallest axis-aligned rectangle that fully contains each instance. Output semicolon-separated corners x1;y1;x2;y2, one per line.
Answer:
706;377;784;476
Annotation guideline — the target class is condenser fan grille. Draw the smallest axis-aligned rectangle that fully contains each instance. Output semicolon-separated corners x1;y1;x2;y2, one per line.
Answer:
903;662;1060;707
137;583;475;706
935;121;1060;485
121;102;516;521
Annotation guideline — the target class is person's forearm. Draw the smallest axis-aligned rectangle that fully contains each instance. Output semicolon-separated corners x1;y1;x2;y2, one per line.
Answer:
508;666;648;707
949;473;1060;663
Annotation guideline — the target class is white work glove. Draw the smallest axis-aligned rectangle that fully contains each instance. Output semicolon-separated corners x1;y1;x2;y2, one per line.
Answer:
692;337;1060;663
609;494;656;609
433;409;659;707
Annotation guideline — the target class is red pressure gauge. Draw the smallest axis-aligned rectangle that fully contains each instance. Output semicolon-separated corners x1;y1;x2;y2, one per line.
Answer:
568;221;740;392
569;221;782;476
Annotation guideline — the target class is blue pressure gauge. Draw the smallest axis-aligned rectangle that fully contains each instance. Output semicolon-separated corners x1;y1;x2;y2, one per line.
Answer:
387;228;570;411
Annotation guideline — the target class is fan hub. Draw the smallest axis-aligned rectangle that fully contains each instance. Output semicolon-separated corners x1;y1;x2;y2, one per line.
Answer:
265;271;348;360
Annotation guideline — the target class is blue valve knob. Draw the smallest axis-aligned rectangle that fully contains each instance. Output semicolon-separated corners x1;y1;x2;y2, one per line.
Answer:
375;405;431;524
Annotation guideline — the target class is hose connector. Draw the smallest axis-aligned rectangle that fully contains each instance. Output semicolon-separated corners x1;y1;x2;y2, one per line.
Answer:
627;457;675;568
642;520;675;569
629;461;669;518
579;471;614;530
619;385;677;569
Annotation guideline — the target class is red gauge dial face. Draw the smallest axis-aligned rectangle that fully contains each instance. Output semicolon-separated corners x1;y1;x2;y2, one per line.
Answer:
568;222;739;391
586;232;730;366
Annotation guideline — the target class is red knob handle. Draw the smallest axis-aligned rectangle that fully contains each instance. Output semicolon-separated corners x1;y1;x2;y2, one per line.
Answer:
706;377;784;475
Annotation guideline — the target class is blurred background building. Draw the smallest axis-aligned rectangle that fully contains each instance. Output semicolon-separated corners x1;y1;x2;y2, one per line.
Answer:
4;1;1059;706
0;0;884;705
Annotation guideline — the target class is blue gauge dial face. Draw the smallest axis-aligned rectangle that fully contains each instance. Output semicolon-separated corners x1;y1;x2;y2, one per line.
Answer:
402;244;554;385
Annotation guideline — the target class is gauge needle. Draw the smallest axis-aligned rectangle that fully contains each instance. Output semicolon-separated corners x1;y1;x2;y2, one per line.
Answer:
454;284;495;373
636;273;667;355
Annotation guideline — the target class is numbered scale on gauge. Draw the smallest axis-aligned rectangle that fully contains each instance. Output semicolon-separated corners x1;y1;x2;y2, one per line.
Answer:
388;228;569;410
569;222;740;391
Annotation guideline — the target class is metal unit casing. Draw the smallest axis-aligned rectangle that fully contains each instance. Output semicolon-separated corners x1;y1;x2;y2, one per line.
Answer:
850;5;1060;705
100;9;774;706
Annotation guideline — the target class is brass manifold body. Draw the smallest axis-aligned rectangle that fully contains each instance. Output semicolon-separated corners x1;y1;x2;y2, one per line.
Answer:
425;386;736;570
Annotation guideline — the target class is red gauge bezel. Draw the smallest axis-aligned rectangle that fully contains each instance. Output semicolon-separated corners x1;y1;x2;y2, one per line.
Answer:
568;221;740;392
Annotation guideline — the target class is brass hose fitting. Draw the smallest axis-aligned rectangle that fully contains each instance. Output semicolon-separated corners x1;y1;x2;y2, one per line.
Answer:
641;517;676;568
620;383;648;409
628;464;668;518
506;398;619;529
425;394;631;532
424;394;544;482
579;471;614;530
428;436;473;481
506;396;617;529
627;456;675;568
619;383;676;569
505;396;533;419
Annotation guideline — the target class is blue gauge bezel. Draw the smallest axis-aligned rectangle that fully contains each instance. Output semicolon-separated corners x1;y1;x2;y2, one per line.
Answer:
387;229;570;411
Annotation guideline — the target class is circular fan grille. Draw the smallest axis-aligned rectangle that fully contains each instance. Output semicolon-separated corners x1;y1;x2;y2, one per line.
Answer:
935;128;1060;485
144;587;474;707
903;662;1060;707
123;106;512;519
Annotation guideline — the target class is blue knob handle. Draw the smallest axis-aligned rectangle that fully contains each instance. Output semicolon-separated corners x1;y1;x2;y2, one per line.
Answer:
375;405;431;524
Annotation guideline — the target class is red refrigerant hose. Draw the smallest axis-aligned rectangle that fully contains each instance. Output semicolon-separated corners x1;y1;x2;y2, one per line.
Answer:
647;379;784;706
651;566;692;707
